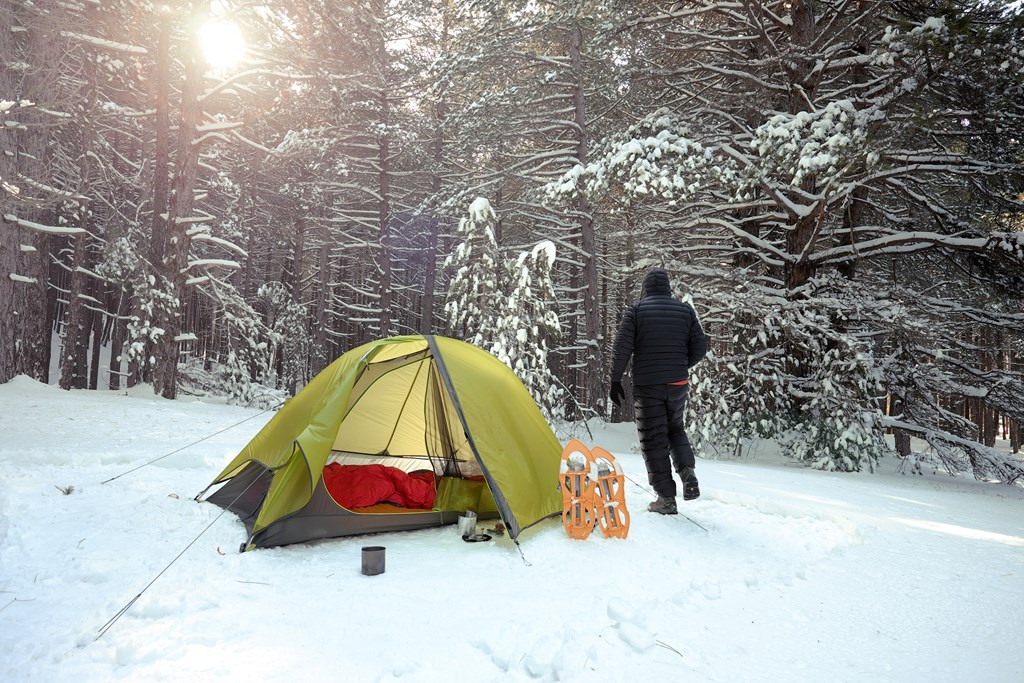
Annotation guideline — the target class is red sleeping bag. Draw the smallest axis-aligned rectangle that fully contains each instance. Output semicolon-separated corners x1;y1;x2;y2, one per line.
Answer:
322;463;436;510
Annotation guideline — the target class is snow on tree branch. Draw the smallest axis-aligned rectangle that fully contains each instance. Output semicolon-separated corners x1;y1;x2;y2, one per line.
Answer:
59;31;147;54
3;214;87;236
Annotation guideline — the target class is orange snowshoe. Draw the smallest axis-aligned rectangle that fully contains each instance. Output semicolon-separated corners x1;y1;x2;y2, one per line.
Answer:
592;447;630;539
560;439;599;540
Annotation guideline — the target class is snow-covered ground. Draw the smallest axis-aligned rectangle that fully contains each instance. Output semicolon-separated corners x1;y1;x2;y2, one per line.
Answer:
1;375;1021;682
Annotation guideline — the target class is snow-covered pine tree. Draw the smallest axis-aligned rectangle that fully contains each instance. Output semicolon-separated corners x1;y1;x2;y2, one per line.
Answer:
444;198;565;421
547;1;1024;476
426;0;630;411
490;240;564;422
200;278;278;408
685;272;889;472
257;281;309;394
444;197;502;348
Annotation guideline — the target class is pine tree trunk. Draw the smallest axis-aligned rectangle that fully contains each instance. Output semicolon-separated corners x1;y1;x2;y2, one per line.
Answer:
59;231;91;390
88;303;102;390
421;6;449;335
894;429;912;457
288;216;305;300
108;291;127;390
149;6;172;269
570;20;602;412
776;1;825;409
312;242;330;374
0;7;53;384
371;2;392;336
610;218;638;424
152;0;207;399
377;127;392;336
59;37;97;390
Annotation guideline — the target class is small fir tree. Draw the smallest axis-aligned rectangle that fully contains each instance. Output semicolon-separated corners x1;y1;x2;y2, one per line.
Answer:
445;198;564;422
443;197;502;348
490;240;564;421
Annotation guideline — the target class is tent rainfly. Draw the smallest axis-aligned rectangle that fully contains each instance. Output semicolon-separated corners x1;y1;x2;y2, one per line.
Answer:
200;335;563;550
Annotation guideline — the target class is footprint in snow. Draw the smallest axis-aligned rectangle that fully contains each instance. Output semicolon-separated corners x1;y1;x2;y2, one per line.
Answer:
606;597;655;653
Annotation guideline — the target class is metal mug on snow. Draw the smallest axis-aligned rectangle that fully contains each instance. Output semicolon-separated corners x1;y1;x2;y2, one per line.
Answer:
361;546;386;576
457;511;477;536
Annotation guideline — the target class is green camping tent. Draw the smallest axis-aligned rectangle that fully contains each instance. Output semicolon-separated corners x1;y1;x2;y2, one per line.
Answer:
202;335;563;550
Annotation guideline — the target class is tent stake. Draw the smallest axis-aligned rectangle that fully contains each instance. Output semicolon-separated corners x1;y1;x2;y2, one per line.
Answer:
514;539;531;566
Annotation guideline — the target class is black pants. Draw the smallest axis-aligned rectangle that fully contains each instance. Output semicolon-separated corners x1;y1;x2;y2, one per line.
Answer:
634;383;695;498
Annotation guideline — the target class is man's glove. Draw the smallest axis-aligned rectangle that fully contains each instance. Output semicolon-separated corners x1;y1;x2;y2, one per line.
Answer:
609;381;625;408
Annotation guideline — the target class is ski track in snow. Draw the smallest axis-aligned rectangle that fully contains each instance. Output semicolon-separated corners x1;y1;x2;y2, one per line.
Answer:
0;376;1021;682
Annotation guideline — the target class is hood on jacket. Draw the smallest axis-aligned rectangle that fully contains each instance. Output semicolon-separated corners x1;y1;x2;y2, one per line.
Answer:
641;269;672;298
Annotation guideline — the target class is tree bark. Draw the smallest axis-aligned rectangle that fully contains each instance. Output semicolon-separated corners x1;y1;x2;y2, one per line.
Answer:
149;5;172;268
0;6;55;384
108;290;127;389
152;0;207;399
372;0;392;336
312;242;330;374
570;20;602;411
88;300;102;390
421;4;449;335
58;232;92;390
59;29;97;391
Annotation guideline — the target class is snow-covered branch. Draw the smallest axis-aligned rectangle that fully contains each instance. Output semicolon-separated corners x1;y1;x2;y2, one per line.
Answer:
60;31;147;54
3;214;87;236
811;231;1008;267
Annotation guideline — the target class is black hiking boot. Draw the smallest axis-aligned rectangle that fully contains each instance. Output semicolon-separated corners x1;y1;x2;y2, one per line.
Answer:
681;468;700;501
648;496;678;515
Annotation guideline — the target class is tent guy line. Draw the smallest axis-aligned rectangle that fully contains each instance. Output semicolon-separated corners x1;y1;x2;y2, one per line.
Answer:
99;402;283;485
94;470;266;642
623;472;709;532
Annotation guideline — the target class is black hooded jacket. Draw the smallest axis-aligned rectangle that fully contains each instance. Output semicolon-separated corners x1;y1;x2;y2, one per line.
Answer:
610;269;707;386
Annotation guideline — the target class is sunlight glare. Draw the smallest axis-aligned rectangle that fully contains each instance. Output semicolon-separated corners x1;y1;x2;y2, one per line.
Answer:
199;19;245;70
887;517;1024;546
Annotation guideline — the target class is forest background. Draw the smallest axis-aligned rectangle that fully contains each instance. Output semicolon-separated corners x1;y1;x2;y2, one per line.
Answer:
2;0;1023;481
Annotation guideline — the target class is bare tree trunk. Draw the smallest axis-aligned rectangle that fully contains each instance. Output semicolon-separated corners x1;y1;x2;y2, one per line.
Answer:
421;218;440;334
242;227;255;299
149;6;172;268
312;242;330;374
421;6;449;335
152;0;207;399
570;20;602;412
108;290;128;389
59;232;92;389
59;31;97;390
377;117;392;336
894;429;912;457
0;7;55;384
370;1;392;336
88;301;102;390
611;215;637;424
288;216;305;300
838;186;868;281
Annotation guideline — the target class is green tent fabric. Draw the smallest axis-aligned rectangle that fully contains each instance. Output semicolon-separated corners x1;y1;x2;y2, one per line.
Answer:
203;335;563;550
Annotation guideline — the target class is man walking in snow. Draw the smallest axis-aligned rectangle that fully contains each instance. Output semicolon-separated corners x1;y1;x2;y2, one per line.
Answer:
609;268;707;514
